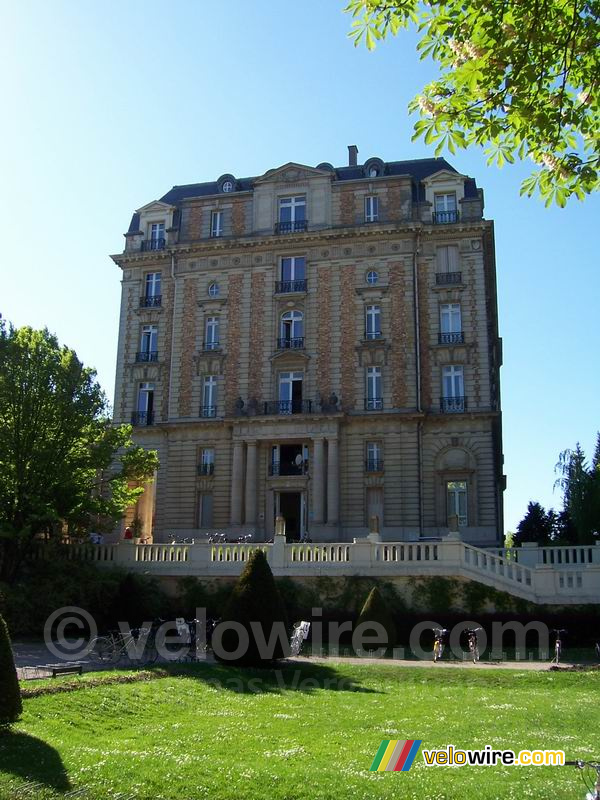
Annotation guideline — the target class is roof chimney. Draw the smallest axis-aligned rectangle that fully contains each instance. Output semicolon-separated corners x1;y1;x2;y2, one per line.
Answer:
348;144;359;167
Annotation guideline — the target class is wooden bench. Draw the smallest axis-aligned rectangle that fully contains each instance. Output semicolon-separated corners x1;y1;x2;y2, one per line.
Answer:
42;663;84;678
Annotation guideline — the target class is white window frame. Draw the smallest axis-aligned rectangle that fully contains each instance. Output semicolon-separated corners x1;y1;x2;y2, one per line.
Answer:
365;195;379;223
202;376;217;417
434;193;457;213
440;304;462;333
208;282;220;297
366;441;382;471
204;316;220;350
200;447;215;476
281;256;306;282
140;325;158;356
365;366;382;410
278;195;306;223
210;210;223;238
145;272;161;298
436;245;459;274
149;222;165;241
278;371;303;414
447;480;468;526
366;270;379;285
280;310;304;346
365;304;381;339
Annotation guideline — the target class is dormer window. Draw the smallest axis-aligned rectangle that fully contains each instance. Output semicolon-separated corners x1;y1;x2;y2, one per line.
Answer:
434;193;459;224
277;196;307;234
147;222;165;250
217;174;236;194
369;167;379;177
222;181;233;193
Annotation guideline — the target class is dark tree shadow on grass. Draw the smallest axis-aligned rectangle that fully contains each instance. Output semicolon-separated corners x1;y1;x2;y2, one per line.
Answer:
0;730;71;793
157;658;380;695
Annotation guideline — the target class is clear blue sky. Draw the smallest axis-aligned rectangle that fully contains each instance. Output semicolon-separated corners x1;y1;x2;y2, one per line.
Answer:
2;1;598;535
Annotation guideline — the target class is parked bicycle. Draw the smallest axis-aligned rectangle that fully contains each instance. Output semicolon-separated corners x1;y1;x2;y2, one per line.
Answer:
551;628;567;664
565;759;600;799
466;627;482;663
89;623;159;665
432;628;449;662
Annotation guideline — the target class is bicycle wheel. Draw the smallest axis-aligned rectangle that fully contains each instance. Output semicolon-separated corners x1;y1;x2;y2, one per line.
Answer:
89;637;117;664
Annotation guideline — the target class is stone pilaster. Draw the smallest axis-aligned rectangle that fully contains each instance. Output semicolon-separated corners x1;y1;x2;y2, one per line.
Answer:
340;266;356;410
248;272;265;402
224;274;243;414
326;438;339;524
316;266;332;403
244;441;257;525
178;277;197;417
312;437;325;524
230;441;244;525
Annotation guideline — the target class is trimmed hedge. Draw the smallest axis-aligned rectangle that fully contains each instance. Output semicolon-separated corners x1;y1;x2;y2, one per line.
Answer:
216;550;290;667
0;613;22;727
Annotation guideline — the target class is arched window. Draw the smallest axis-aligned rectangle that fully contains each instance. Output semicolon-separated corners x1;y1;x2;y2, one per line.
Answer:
279;310;304;349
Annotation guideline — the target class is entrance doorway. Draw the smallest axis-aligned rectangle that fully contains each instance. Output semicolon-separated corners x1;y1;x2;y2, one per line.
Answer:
276;491;305;541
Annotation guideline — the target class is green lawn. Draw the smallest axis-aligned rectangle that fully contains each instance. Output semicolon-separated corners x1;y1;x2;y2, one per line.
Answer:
1;661;599;799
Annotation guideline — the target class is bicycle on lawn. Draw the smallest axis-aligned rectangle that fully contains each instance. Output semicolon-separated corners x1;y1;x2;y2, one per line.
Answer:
432;628;449;662
565;759;600;799
466;627;482;663
89;623;159;665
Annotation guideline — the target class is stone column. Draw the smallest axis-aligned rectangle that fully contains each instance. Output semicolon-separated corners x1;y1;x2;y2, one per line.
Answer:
244;441;258;525
230;441;244;525
312;438;325;524
326;437;339;525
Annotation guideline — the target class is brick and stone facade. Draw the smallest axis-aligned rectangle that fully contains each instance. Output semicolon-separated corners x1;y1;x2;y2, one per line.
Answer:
111;149;504;546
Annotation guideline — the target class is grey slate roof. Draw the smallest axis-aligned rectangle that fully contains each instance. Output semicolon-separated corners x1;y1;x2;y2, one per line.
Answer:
127;157;479;231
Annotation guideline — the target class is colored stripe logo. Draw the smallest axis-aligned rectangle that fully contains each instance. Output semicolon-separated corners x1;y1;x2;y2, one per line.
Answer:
370;739;422;772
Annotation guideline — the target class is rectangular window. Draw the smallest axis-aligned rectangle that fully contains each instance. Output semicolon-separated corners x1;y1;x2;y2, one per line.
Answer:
441;365;465;412
447;480;467;526
366;441;382;471
210;210;223;238
365;367;382;410
148;222;165;249
138;325;158;361
278;371;303;414
365;195;379;223
439;304;463;343
202;376;217;418
277;196;307;233
436;246;459;273
198;492;214;527
434;193;458;223
199;447;215;475
204;316;220;350
145;272;161;298
136;382;155;425
277;256;306;293
365;304;382;339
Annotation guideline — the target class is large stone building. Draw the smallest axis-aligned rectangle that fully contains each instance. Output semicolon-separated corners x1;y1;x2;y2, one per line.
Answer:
111;147;504;546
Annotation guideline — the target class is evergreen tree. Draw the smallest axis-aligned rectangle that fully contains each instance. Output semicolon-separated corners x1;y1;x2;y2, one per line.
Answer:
514;502;553;546
0;613;22;727
215;551;290;667
356;586;397;648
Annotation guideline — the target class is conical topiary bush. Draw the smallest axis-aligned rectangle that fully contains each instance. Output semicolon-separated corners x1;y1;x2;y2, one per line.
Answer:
215;550;290;666
356;586;397;649
0;613;22;727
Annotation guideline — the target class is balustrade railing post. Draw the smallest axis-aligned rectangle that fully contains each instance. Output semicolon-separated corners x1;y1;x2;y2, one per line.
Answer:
115;541;137;567
271;535;286;571
189;543;211;572
350;538;375;570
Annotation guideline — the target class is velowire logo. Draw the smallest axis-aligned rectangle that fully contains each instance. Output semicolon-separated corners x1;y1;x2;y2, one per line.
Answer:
370;739;423;772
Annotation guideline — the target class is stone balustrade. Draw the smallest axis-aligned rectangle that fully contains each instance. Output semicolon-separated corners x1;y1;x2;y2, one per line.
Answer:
56;536;600;605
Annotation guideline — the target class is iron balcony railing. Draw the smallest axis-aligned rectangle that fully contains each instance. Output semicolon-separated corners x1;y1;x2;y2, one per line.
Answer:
440;396;466;413
131;411;154;426
364;398;384;411
275;279;307;294
269;461;308;477
263;399;313;415
197;463;215;476
435;272;462;286
274;220;308;234
432;211;459;224
365;459;384;472
141;238;166;251
277;337;305;350
200;405;218;418
438;332;465;345
140;295;162;308
203;341;220;351
135;351;158;362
